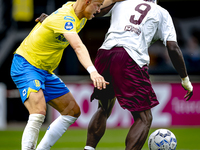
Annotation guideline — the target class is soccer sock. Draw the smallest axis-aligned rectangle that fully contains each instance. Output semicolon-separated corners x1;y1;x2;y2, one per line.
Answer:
36;115;77;150
22;114;45;150
84;146;95;150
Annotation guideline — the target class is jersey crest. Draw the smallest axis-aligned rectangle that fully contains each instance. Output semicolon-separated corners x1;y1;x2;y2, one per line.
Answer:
64;22;74;30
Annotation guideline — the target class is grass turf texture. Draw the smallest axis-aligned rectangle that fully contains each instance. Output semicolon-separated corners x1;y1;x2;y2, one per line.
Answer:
0;128;200;150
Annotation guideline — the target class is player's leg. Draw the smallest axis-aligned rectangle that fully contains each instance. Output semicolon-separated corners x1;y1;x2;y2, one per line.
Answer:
125;109;152;150
36;75;80;150
106;47;158;150
22;89;46;150
24;89;46;115
84;97;116;150
10;54;46;150
36;92;80;150
84;48;116;150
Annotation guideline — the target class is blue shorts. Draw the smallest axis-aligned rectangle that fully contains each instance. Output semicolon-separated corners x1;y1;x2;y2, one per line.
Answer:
10;54;70;103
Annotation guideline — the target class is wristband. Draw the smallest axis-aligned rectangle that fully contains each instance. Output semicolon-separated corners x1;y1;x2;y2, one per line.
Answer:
181;76;189;83
181;76;193;92
87;66;97;74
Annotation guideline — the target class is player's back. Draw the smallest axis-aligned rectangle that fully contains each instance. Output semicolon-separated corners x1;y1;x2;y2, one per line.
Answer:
100;0;176;67
104;0;167;48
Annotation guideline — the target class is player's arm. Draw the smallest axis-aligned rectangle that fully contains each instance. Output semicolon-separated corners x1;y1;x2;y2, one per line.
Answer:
95;0;123;17
101;0;122;9
166;41;193;101
63;32;109;90
95;3;115;17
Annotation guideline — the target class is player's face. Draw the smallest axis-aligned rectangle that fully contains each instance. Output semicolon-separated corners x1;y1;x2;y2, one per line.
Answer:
84;0;104;20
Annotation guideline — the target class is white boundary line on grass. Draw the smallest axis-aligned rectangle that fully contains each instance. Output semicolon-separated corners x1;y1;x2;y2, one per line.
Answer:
51;148;200;150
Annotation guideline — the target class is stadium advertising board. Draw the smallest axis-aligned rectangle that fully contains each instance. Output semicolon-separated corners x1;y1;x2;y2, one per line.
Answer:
52;83;200;128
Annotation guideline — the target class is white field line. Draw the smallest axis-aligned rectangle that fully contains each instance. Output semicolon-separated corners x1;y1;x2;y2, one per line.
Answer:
51;148;200;150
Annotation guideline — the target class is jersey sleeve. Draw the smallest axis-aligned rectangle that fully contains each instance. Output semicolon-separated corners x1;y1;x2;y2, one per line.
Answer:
44;12;77;34
156;9;177;46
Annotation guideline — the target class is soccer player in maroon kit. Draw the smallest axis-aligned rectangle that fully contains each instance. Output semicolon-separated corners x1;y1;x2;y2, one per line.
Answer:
84;0;193;149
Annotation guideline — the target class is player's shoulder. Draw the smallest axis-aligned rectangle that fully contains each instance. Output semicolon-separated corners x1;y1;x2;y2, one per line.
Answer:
61;1;75;11
45;2;76;23
51;2;75;18
57;2;75;16
155;4;171;18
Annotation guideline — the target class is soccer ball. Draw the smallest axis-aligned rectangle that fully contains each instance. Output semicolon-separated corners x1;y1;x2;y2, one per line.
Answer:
148;129;177;150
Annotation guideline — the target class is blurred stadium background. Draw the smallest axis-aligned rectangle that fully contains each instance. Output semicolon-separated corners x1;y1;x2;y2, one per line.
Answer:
0;0;200;149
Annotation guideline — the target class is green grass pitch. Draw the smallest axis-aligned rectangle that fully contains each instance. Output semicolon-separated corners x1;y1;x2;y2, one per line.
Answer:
0;127;200;150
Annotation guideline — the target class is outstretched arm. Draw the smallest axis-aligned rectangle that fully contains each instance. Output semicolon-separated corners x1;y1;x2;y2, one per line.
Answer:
63;32;109;90
166;41;193;101
167;41;187;78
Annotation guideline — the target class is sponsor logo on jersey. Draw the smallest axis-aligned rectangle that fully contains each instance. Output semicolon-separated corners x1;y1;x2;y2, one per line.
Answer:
56;34;69;43
124;25;141;36
34;80;40;87
22;89;26;96
64;22;74;31
64;16;75;22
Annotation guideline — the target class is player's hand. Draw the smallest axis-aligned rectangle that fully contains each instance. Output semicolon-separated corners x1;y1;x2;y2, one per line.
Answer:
35;13;48;23
90;71;109;90
181;76;193;101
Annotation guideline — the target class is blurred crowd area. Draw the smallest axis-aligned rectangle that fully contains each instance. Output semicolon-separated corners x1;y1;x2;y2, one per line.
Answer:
149;18;200;75
0;0;200;89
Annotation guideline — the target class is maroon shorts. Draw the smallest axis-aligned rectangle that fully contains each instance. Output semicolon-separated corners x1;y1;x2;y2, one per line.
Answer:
91;47;159;112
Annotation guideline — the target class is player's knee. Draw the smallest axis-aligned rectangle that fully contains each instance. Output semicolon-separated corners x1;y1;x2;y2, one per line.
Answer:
30;108;46;116
98;107;108;118
26;89;47;116
147;114;152;127
37;110;47;116
98;97;116;118
61;102;81;118
25;102;47;116
73;104;81;118
31;101;47;116
143;110;152;128
69;102;81;118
